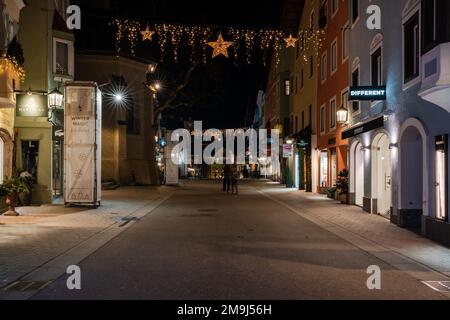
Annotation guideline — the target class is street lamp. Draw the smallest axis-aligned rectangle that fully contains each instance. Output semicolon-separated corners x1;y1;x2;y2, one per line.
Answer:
48;88;64;110
337;104;349;126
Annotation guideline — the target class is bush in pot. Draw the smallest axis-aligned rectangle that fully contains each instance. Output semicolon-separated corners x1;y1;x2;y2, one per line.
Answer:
336;169;350;204
1;176;31;216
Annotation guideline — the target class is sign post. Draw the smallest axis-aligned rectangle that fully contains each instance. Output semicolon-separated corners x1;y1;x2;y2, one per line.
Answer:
64;82;102;207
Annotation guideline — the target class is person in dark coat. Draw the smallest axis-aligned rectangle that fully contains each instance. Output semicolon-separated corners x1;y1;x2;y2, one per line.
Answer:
223;165;232;192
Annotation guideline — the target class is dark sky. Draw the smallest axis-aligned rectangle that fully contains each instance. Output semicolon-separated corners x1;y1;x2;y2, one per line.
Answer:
73;0;286;129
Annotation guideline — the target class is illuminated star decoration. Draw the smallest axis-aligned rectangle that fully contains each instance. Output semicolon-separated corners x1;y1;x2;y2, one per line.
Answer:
284;34;298;48
208;33;233;58
141;26;155;41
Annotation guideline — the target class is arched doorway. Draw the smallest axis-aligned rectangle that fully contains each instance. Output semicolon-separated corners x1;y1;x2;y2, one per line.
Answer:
372;133;392;217
350;140;364;207
399;124;425;231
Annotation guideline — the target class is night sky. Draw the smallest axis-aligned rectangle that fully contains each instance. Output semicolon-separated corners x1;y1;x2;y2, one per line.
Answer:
72;0;286;129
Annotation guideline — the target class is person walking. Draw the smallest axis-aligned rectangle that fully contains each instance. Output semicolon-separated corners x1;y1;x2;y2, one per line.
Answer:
231;166;239;195
223;165;232;193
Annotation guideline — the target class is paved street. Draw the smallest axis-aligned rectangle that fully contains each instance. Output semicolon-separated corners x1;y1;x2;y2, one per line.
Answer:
1;180;442;300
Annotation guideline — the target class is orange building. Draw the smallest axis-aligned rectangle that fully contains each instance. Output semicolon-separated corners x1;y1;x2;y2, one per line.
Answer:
316;0;350;192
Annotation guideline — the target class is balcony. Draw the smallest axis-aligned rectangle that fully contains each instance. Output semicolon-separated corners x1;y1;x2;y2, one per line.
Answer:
418;43;450;113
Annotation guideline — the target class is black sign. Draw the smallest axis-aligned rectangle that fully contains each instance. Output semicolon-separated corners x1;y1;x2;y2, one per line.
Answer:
342;116;384;140
349;86;387;101
16;94;48;117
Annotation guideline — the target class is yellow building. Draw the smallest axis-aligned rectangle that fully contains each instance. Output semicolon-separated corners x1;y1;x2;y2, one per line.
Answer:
289;0;320;192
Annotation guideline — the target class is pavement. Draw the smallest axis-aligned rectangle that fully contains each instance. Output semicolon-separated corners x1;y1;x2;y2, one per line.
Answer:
0;186;173;300
0;180;449;300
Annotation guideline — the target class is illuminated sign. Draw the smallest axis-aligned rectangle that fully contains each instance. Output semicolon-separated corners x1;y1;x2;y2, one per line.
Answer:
349;86;386;101
16;94;48;117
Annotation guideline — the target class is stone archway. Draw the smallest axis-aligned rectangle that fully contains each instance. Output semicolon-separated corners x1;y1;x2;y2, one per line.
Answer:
372;132;392;216
398;118;428;231
0;129;14;181
350;139;364;207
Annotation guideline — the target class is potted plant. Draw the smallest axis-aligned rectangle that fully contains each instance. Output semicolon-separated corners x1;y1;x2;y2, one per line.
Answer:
336;169;350;204
326;187;337;199
1;177;30;216
18;171;34;206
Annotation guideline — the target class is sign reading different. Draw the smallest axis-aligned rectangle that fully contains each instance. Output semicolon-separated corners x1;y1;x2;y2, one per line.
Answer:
349;86;387;101
16;94;48;117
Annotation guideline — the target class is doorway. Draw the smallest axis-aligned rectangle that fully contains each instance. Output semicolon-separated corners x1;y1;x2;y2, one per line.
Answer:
400;126;424;232
330;148;337;187
373;134;392;217
350;141;365;207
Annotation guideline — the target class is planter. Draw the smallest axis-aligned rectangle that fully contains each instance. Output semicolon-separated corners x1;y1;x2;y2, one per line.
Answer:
3;192;19;216
19;191;32;206
339;193;349;204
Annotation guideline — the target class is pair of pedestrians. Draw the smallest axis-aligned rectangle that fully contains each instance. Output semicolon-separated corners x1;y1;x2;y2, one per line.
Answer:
223;165;238;195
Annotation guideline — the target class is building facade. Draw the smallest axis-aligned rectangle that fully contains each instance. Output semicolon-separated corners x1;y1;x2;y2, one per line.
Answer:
345;0;450;245
17;0;74;204
76;53;159;186
316;0;350;193
0;0;25;183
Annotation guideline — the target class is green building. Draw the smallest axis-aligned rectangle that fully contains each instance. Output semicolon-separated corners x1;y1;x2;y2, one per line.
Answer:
17;0;74;204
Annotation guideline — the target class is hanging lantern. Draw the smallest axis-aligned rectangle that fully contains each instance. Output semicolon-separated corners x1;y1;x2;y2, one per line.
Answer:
337;105;348;125
48;88;64;110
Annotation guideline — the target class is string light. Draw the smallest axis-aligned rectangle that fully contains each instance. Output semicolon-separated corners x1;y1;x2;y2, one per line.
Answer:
0;56;26;81
111;19;325;65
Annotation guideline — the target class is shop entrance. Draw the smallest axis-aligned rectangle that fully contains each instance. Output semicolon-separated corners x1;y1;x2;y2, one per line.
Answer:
372;134;392;217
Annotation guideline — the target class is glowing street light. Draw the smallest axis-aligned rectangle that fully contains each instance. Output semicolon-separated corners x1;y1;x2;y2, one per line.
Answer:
337;105;349;126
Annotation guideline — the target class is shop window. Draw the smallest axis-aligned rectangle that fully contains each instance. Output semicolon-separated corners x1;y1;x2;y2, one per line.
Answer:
320;151;329;187
435;135;448;221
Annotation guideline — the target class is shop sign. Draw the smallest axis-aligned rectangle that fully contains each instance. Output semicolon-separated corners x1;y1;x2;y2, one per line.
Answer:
16;94;48;117
283;144;292;158
342;116;384;140
349;86;386;101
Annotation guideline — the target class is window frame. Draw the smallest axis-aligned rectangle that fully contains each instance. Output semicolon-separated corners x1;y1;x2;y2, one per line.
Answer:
351;0;360;28
321;50;328;83
331;38;338;75
402;4;421;90
53;37;74;79
329;96;337;131
320;104;326;135
351;62;361;115
342;22;350;63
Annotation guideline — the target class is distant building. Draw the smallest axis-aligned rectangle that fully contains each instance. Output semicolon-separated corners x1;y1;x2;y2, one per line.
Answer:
76;53;159;186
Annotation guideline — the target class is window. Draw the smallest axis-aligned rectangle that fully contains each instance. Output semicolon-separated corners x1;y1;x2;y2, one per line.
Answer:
301;111;305;130
422;0;437;53
290;115;294;134
308;105;312;127
330;98;336;130
319;1;328;28
320;105;326;134
309;56;314;78
342;24;349;61
295;116;299;133
310;10;315;30
53;38;74;77
352;0;359;25
321;51;327;82
320;151;328;187
371;47;382;86
332;0;339;16
284;79;291;96
300;69;304;89
331;39;338;74
352;66;360;113
404;12;420;83
342;90;349;111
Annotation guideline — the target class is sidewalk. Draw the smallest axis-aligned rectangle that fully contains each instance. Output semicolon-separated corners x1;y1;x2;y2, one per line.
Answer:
0;186;172;297
258;183;450;280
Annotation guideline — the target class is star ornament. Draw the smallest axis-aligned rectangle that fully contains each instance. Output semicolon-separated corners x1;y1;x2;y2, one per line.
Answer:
208;33;233;58
284;34;298;48
141;26;155;41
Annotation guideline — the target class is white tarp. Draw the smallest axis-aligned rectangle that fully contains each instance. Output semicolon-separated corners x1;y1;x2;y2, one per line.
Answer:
64;83;101;206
